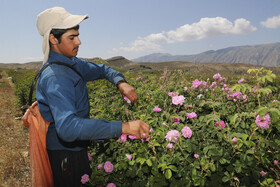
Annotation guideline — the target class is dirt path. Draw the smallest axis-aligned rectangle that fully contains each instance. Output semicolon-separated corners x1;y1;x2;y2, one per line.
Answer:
0;70;30;186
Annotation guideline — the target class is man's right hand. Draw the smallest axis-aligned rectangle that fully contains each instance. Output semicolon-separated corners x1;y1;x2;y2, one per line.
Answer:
122;120;150;139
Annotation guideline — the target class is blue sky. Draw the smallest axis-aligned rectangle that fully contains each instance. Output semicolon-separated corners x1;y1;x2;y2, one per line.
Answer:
0;0;279;63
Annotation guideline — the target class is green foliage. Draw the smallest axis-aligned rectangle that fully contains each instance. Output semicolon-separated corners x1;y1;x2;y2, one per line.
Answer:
7;69;36;109
86;69;280;186
9;67;280;186
247;68;277;107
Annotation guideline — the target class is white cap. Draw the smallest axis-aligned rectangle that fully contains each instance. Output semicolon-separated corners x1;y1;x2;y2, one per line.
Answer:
36;7;88;63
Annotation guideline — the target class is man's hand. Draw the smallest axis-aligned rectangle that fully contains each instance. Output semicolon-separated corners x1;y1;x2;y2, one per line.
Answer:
118;82;138;103
122;120;150;139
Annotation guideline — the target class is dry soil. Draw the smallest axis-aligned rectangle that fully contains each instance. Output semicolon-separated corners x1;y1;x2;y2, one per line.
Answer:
0;70;30;186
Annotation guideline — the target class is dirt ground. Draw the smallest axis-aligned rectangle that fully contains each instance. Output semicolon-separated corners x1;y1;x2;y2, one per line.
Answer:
0;71;30;186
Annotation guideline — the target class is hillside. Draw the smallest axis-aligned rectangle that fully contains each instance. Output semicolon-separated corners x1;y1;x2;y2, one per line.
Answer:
0;61;42;70
1;56;279;77
132;43;280;67
81;56;280;76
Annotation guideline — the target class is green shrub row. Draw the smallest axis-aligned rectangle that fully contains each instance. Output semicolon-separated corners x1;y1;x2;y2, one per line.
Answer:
87;68;280;187
7;67;280;186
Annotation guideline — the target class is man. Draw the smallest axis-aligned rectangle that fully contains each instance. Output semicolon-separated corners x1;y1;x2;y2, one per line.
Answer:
36;7;150;186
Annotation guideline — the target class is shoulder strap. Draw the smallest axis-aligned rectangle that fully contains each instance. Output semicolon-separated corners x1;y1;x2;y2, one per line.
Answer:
28;61;83;106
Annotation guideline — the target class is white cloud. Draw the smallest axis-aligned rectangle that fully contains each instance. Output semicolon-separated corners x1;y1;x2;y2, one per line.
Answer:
114;39;162;52
114;17;256;53
231;18;257;34
167;17;256;42
144;33;170;43
260;14;280;29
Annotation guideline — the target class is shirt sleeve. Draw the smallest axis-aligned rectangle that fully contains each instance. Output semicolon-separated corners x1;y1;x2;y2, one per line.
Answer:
41;74;122;142
79;60;125;85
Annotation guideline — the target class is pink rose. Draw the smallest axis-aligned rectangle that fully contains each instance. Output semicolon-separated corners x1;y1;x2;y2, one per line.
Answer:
165;130;180;143
172;95;185;105
136;76;142;81
104;161;114;173
128;135;137;139
186;112;197;119
88;152;92;161
126;154;132;160
215;120;225;130
213;73;222;82
237;78;245;83
181;126;192;138
107;183;116;187
118;134;127;142
81;174;89;184
167;143;173;149
97;163;103;169
260;170;266;176
192;79;202;88
168;92;179;97
153;106;162;112
173;117;180;124
124;96;131;103
255;114;271;129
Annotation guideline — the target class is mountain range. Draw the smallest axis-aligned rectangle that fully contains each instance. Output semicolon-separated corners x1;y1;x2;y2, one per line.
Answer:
131;42;280;67
1;42;280;76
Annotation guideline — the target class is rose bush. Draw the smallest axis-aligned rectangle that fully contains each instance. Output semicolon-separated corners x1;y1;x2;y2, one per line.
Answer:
86;68;280;186
8;67;280;186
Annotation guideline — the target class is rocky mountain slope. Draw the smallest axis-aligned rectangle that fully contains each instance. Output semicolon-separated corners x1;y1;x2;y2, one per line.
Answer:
1;56;279;77
132;43;280;67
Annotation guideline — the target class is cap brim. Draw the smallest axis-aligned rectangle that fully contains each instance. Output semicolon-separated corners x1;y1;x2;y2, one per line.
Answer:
42;15;88;63
53;15;88;29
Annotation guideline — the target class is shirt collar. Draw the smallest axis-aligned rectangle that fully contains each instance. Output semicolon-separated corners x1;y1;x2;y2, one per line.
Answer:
47;51;77;66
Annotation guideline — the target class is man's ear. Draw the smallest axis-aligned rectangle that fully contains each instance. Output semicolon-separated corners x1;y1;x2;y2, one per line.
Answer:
49;34;59;45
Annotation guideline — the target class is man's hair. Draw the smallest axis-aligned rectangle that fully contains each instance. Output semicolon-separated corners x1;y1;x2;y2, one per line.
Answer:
50;25;80;43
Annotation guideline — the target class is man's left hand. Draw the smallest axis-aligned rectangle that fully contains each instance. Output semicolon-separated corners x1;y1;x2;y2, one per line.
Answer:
118;82;138;103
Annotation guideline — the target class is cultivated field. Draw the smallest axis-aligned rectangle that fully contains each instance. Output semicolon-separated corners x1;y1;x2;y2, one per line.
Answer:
0;60;279;186
0;70;30;186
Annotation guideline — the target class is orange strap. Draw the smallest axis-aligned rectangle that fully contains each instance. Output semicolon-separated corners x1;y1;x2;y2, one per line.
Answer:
22;101;54;187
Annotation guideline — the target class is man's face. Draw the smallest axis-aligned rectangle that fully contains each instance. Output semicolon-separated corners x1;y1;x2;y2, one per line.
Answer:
53;29;81;58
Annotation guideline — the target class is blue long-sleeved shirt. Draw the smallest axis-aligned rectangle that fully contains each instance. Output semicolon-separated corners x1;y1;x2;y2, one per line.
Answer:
36;51;124;151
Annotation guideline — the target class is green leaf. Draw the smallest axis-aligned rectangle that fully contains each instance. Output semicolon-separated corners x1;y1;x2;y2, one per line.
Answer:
222;176;230;183
231;84;240;92
136;157;146;165
230;114;239;125
270;108;280;120
234;164;242;173
168;165;178;172
261;77;266;84
192;168;197;176
200;158;207;168
158;163;167;171
260;178;275;185
146;159;152;167
210;164;216;172
246;149;254;155
256;107;269;117
203;147;209;154
241;134;249;141
153;141;161;147
219;158;229;165
165;169;172;179
266;76;273;82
